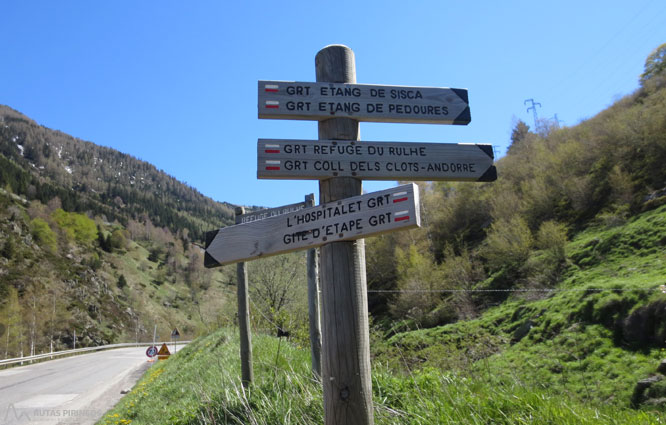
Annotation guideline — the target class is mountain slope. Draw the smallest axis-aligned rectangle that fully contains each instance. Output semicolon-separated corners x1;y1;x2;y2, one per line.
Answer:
0;104;235;242
0;105;239;356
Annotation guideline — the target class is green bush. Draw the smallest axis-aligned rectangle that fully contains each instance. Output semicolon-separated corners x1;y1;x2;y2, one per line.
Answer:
536;220;568;264
51;208;97;244
1;237;16;259
483;216;533;271
30;217;57;253
109;229;127;250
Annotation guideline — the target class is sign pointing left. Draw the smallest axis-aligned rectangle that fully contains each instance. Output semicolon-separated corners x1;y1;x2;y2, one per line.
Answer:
205;184;420;268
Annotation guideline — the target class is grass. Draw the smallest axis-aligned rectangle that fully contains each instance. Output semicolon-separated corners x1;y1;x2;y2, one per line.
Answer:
98;206;666;424
99;327;663;425
99;328;321;425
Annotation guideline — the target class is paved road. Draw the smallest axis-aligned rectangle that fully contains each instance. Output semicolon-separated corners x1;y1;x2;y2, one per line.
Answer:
0;346;179;425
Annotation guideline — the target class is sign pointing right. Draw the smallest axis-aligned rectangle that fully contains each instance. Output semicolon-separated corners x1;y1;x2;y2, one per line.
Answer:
258;80;470;125
257;139;496;182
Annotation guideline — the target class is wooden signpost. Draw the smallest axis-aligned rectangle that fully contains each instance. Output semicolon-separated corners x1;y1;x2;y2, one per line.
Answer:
208;199;315;387
258;80;470;125
233;207;253;387
305;194;322;378
204;184;420;267
258;138;496;181
204;43;495;425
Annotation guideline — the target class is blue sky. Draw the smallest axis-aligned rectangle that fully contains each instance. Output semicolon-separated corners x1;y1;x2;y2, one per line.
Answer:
2;1;665;208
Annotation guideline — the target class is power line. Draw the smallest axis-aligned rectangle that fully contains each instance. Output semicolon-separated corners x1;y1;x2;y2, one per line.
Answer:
368;286;664;294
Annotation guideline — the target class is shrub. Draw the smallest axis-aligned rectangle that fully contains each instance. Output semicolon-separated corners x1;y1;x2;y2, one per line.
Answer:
52;208;97;244
389;246;445;323
110;229;127;250
118;274;127;289
30;217;57;253
483;217;533;271
535;220;568;264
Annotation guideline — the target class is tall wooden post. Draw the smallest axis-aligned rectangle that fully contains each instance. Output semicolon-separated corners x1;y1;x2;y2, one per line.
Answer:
316;45;374;425
235;206;253;387
306;194;322;378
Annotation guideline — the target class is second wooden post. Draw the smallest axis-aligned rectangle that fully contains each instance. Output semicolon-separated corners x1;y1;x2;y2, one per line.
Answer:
235;206;253;387
316;45;374;425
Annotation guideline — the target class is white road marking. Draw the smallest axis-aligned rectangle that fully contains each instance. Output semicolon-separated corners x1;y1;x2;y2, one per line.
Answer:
0;369;27;377
14;394;78;408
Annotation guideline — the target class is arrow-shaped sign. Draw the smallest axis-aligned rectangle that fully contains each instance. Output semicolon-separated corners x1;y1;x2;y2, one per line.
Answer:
205;184;420;268
258;80;470;125
257;139;496;182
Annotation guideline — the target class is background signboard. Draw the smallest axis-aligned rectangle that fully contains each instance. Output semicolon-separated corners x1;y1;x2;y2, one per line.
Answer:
237;200;308;224
258;80;470;125
257;139;496;182
205;184;420;267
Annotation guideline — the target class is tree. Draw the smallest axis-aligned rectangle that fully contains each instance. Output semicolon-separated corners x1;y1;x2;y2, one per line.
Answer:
52;209;96;244
30;218;57;253
1;287;23;358
248;254;306;334
483;216;533;271
109;229;127;250
1;238;15;259
117;274;127;289
148;247;161;263
507;119;531;155
441;246;485;319
640;43;666;87
389;245;445;324
97;225;111;252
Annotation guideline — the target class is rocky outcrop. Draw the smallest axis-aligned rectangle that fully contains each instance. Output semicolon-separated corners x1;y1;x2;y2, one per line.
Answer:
632;360;666;408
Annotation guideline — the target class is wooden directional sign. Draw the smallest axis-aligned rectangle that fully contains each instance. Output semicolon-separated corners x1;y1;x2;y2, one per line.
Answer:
204;184;420;268
257;139;496;182
258;80;470;125
237;199;308;224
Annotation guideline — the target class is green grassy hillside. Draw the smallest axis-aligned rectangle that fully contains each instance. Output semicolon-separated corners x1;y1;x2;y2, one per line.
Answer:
99;205;666;424
374;203;666;410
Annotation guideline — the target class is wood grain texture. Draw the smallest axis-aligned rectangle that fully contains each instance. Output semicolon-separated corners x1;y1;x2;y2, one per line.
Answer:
306;194;322;378
204;184;420;266
316;44;374;425
235;207;253;387
258;80;470;125
258;138;496;181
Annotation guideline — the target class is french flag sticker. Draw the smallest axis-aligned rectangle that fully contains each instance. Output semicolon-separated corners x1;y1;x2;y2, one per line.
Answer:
265;84;279;92
392;191;408;203
264;144;280;154
265;100;279;109
265;160;280;171
394;210;410;222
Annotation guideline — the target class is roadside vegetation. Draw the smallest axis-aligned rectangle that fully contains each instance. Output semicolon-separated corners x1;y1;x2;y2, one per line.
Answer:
100;327;662;425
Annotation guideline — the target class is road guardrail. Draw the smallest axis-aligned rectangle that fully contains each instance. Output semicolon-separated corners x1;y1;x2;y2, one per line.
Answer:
0;341;191;367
